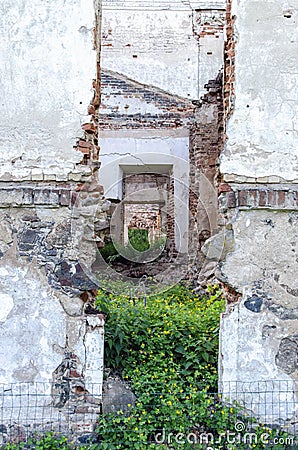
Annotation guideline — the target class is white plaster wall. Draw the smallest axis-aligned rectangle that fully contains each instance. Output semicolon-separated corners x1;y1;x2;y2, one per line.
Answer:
0;0;97;180
101;1;225;100
221;0;298;180
98;130;189;252
219;209;298;419
220;301;297;422
0;263;67;385
198;32;224;97
101;9;199;99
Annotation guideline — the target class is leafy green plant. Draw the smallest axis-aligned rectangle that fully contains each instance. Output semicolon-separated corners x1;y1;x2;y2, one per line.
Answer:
128;229;150;252
97;283;224;388
6;285;293;449
99;232;167;265
2;432;75;450
1;431;102;450
95;284;295;449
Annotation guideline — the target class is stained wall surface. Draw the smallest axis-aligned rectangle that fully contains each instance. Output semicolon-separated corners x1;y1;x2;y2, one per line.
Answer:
220;0;298;181
0;0;97;181
216;0;298;426
101;0;225;99
0;0;106;431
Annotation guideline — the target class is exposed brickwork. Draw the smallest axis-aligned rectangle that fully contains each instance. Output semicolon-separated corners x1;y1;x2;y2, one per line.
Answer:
122;173;175;246
74;10;101;169
0;185;72;207
123;174;169;193
220;186;298;210
224;0;236;118
99;70;195;129
193;9;225;39
167;173;175;250
0;183;105;208
189;73;224;258
190;75;224;174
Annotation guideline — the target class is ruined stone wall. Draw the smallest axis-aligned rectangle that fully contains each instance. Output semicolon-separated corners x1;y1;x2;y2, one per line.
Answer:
215;0;298;427
0;0;107;436
99;0;225;273
98;70;192;254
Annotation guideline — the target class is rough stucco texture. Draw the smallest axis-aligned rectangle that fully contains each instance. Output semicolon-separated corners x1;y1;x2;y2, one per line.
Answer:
219;210;298;422
0;199;107;388
220;0;298;180
101;8;199;99
0;262;66;385
101;1;225;99
0;0;96;180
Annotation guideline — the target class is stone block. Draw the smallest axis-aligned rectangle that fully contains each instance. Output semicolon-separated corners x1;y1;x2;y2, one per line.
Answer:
201;229;234;261
55;173;68;182
68;172;83;182
23;189;33;205
268;176;281;183
256;176;269;183
44;174;57;181
34;189;59;205
102;378;136;415
60;189;71;206
31;172;44;181
0;189;23;206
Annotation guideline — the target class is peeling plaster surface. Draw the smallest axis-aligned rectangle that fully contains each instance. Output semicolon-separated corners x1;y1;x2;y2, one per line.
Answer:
219;210;298;420
0;262;67;385
101;1;225;99
220;301;297;422
101;8;199;99
220;0;298;180
198;32;224;98
0;0;97;179
218;0;298;421
0;0;105;431
220;210;297;296
0;293;14;323
0;203;105;411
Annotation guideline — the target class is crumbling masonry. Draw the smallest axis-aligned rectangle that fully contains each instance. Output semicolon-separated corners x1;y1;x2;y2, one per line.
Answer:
0;0;107;439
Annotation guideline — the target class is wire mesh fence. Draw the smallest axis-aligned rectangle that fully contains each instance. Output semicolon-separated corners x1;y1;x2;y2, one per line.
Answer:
0;382;101;447
0;380;297;448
